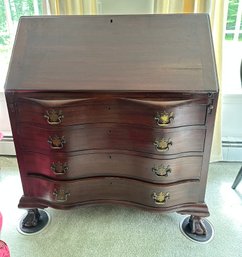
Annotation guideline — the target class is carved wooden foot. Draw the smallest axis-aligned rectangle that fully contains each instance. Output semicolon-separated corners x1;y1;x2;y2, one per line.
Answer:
189;215;207;235
22;209;41;228
180;215;214;243
18;209;50;235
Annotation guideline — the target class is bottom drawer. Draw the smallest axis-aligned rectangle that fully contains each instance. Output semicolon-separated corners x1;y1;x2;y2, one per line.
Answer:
22;176;202;208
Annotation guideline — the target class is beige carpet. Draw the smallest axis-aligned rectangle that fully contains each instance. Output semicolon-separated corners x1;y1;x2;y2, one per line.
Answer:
0;157;241;257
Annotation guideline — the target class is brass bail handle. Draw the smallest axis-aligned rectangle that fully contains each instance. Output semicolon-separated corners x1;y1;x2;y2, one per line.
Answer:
53;188;70;202
154;138;172;152
155;111;174;127
152;165;171;177
48;135;66;149
152;192;170;205
51;162;69;175
44;109;64;125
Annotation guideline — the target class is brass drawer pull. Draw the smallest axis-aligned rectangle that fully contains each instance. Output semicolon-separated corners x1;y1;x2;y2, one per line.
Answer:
51;162;69;175
44;109;64;125
53;188;70;202
48;135;66;149
155;111;174;127
152;164;171;177
154;138;172;152
152;192;170;205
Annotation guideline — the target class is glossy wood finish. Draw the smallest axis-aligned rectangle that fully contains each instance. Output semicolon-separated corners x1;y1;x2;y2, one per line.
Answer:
21;151;203;183
5;15;219;231
21;176;202;209
17;124;206;154
15;94;208;128
4;15;218;92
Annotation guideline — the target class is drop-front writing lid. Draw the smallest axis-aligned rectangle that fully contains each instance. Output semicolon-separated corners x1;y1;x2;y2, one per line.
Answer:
5;14;218;92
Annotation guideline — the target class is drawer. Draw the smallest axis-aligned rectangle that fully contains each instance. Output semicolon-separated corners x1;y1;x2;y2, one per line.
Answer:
15;94;208;128
22;176;202;208
17;124;206;155
22;151;203;183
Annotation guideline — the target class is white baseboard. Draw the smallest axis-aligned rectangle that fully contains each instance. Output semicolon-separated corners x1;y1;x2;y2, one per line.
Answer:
0;135;16;156
222;139;242;162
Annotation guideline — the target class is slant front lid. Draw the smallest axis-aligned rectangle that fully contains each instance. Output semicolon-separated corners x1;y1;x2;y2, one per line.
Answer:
5;14;218;92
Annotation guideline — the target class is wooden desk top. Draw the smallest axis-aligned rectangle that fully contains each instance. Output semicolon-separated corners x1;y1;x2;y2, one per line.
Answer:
5;14;218;93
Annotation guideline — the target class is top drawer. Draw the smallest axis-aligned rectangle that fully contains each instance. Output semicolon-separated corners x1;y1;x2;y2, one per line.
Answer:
14;93;208;128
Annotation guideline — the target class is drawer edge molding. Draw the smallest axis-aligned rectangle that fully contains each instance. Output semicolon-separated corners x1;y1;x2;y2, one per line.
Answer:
20;97;94;106
119;97;208;106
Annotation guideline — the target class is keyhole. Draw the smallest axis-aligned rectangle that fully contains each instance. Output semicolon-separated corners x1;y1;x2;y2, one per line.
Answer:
110;19;113;23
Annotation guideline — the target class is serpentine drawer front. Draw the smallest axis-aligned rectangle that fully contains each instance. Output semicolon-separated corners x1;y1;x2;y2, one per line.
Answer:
17;124;206;154
5;15;219;236
20;176;202;209
15;94;208;128
21;152;203;183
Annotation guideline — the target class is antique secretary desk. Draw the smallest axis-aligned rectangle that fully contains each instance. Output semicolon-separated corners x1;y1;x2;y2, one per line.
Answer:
5;14;218;242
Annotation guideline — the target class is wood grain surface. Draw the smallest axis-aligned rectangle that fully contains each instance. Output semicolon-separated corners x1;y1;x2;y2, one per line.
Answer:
5;15;219;219
5;14;218;92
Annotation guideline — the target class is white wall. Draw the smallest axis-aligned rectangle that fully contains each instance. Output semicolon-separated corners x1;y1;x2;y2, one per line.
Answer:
221;40;242;161
0;92;11;135
222;94;242;139
222;93;242;161
0;92;15;155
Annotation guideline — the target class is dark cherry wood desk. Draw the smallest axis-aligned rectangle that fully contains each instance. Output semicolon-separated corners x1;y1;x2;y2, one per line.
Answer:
5;14;218;240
